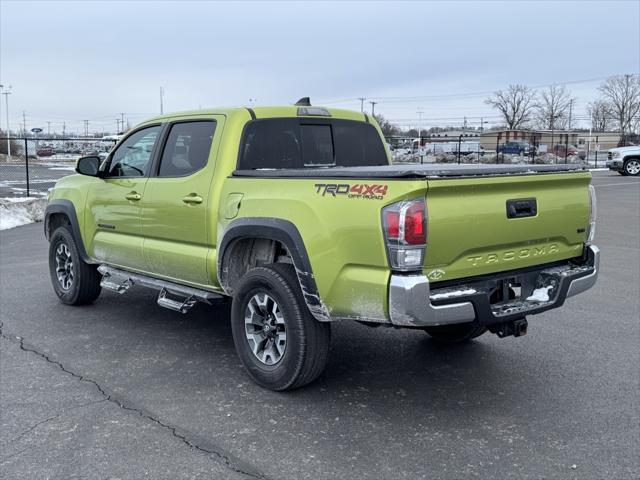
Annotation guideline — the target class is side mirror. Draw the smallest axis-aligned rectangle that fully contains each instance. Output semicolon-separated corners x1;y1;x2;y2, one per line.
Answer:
76;156;101;177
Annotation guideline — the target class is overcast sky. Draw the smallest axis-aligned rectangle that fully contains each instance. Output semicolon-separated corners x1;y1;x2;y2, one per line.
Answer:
1;0;639;134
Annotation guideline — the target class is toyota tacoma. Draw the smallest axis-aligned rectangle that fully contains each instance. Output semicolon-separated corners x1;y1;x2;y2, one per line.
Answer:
45;100;599;390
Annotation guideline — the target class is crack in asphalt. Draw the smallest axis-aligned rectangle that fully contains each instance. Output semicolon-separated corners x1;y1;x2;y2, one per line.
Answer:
0;323;271;480
7;398;108;446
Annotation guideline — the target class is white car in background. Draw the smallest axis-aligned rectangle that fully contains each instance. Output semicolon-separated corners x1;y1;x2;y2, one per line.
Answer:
606;146;640;176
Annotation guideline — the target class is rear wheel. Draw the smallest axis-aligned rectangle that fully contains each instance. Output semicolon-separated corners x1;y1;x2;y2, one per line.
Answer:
231;263;331;391
623;158;640;176
48;226;102;305
423;323;486;343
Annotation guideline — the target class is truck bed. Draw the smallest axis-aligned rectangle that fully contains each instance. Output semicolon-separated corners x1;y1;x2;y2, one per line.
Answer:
233;163;585;179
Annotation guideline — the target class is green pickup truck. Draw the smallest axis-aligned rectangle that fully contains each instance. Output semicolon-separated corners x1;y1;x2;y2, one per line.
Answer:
45;102;599;391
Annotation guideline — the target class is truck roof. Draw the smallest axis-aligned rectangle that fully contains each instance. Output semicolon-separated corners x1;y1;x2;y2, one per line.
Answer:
144;106;369;123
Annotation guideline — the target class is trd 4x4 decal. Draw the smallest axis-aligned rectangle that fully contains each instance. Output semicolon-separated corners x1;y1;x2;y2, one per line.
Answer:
314;183;388;200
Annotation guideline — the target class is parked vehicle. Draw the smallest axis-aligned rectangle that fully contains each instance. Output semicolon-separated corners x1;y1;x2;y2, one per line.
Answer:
36;147;55;157
606;145;640;176
552;144;585;159
45;103;599;391
497;141;533;155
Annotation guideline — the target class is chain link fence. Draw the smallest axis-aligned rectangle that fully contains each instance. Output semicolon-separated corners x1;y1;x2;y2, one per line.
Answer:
387;131;613;168
0;137;116;198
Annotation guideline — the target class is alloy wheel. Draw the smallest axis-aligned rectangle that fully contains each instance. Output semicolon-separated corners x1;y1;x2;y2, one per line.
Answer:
625;160;640;175
244;293;287;366
55;242;74;290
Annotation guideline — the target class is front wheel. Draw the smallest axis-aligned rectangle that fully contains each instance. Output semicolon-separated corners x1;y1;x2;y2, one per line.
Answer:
48;226;102;305
231;264;331;391
423;323;486;343
623;158;640;176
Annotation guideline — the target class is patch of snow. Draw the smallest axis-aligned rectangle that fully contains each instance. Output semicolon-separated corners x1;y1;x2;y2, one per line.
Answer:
430;288;476;300
48;166;76;172
0;197;47;230
526;286;553;302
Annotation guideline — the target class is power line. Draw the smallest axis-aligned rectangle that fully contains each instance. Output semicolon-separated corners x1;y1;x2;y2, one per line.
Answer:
319;75;613;106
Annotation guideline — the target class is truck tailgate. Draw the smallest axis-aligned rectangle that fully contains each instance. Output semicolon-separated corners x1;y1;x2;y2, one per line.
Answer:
423;172;592;283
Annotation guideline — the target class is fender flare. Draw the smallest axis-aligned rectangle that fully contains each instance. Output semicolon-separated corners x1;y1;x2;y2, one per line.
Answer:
44;199;94;264
218;218;331;322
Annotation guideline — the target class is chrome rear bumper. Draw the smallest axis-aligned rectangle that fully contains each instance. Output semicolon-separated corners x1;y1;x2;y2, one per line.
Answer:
388;245;600;327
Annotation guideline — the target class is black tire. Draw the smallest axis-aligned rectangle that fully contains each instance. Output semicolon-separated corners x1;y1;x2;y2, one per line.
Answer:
618;171;628;176
423;323;487;344
49;226;102;305
623;158;640;176
231;263;331;391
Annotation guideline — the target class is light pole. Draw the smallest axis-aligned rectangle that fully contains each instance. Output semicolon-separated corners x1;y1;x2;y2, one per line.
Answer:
160;87;164;114
417;108;424;154
369;101;377;116
2;87;11;156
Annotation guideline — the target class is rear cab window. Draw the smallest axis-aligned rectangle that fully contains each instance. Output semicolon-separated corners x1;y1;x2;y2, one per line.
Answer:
238;118;388;170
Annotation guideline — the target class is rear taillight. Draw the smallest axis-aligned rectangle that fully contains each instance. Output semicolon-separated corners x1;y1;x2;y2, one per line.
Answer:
382;199;427;272
587;184;597;245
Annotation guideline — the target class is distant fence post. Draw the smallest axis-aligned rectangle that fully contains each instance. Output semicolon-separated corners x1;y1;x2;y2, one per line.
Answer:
24;137;30;196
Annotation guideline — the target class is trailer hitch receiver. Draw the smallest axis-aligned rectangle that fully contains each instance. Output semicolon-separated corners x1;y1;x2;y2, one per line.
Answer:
489;318;528;338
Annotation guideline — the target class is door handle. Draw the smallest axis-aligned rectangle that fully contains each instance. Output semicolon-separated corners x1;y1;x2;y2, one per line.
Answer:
182;194;203;205
125;192;141;201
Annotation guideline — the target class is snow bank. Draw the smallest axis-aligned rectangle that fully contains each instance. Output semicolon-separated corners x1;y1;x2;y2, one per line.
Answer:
0;197;47;230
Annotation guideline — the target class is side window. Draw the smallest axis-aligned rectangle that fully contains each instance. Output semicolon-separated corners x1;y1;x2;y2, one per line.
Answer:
158;121;216;177
107;126;161;177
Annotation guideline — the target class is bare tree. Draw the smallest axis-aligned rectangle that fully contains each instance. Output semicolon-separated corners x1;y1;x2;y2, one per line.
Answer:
373;113;400;137
535;85;573;130
0;130;19;156
484;84;536;130
586;99;611;132
598;74;640;139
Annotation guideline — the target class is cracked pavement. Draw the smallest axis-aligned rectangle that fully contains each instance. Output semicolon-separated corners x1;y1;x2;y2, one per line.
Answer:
1;171;639;479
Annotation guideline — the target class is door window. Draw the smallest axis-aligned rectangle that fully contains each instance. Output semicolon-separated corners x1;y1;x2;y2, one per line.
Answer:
157;121;217;177
107;126;161;177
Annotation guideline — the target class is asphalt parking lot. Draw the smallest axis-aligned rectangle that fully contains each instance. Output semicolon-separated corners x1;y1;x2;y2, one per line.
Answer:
1;170;638;479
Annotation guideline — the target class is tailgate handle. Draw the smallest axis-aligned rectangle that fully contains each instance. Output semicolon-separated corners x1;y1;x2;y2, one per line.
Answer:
506;198;537;218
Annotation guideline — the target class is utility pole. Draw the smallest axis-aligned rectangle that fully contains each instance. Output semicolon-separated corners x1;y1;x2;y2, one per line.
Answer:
2;88;11;156
62;122;66;138
480;117;484;132
369;101;377;116
120;113;125;131
567;99;573;132
160;87;164;114
358;97;366;113
22;111;27;136
83;120;89;137
47;121;51;136
0;84;3;134
416;108;424;144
